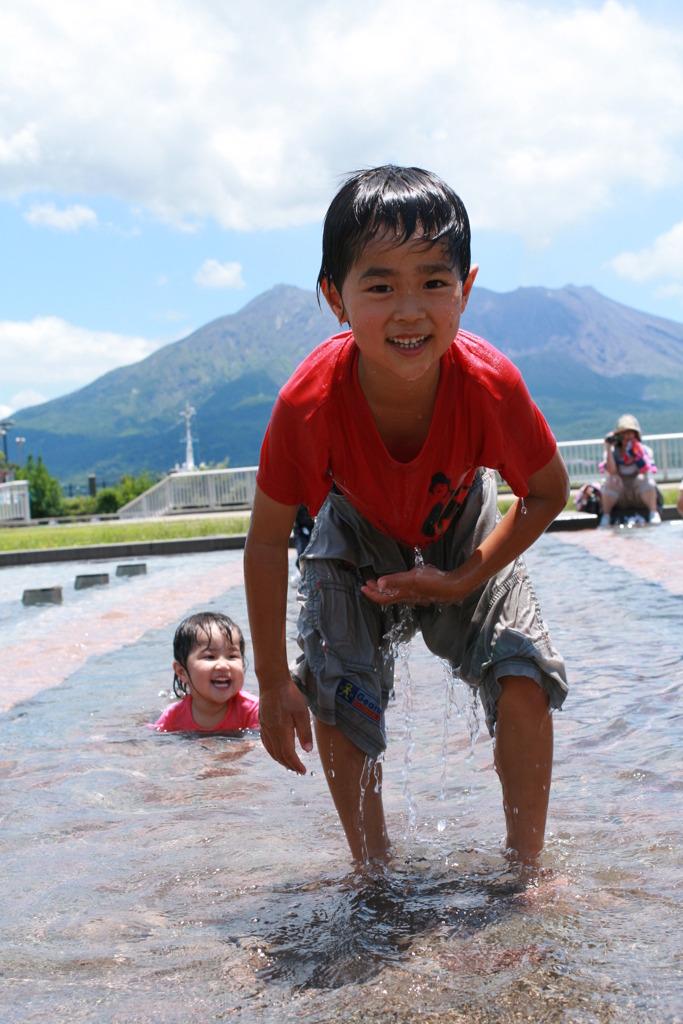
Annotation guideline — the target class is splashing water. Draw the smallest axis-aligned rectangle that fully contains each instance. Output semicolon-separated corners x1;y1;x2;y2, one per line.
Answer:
435;658;481;833
441;657;481;758
384;606;418;831
379;545;483;841
357;754;384;860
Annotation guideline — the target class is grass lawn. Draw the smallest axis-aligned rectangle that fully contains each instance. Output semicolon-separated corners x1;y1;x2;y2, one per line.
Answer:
1;486;679;552
0;515;251;551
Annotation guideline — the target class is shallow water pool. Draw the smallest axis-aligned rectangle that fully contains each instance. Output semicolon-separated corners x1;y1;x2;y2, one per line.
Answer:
1;526;681;1023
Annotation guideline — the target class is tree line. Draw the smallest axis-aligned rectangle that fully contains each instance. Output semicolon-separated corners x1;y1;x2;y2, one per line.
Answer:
1;452;157;519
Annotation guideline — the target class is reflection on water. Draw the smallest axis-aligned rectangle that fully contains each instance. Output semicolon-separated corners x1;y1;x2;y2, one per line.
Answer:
1;529;682;1023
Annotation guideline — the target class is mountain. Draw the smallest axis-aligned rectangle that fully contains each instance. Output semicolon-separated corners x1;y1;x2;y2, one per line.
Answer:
464;284;683;440
12;283;683;487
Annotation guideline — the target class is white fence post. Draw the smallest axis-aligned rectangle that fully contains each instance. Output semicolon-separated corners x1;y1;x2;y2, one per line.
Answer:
556;433;683;485
118;467;259;519
116;436;683;521
0;480;31;522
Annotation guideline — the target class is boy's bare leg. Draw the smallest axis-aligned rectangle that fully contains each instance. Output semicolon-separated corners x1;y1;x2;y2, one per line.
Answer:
313;717;389;863
493;675;553;865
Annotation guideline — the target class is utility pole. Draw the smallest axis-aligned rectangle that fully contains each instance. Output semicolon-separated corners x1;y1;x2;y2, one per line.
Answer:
15;436;26;467
180;403;196;471
0;419;14;460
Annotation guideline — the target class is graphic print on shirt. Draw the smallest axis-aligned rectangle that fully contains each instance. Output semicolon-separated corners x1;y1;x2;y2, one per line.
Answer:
421;472;472;540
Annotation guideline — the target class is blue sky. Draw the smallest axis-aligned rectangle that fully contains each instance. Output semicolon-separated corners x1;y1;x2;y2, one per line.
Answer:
2;0;683;429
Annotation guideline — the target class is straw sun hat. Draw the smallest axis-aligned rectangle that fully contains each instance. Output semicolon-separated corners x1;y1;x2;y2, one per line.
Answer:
614;414;641;438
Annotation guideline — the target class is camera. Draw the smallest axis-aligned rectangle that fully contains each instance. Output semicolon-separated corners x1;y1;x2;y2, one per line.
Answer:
606;433;621;445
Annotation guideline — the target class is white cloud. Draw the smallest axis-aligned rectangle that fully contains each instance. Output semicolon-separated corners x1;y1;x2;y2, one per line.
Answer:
0;1;682;243
656;282;683;298
24;202;97;230
193;259;245;289
0;318;169;405
608;221;683;284
3;389;48;415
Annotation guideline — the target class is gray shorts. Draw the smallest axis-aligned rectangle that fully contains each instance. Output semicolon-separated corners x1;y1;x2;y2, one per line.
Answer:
292;469;568;759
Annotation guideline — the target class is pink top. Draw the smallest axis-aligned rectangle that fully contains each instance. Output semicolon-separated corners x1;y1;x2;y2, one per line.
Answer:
150;691;260;732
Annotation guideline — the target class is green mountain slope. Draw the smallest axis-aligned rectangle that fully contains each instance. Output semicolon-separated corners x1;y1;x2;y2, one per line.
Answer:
12;282;683;487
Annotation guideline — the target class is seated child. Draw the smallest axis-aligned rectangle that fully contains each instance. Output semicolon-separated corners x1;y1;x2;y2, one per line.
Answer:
151;611;259;732
599;414;660;525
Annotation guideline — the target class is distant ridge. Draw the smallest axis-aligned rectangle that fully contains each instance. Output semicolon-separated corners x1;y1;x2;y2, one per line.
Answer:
12;283;683;486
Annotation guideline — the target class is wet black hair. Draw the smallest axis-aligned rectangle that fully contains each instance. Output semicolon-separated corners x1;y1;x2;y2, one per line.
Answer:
172;611;246;698
317;165;471;299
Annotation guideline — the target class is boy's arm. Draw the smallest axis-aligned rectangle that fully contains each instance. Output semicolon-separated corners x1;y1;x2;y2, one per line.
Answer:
243;485;313;775
363;450;569;607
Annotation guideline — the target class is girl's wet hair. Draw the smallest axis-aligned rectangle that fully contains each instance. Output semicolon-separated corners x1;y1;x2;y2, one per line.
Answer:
172;611;246;698
317;164;471;298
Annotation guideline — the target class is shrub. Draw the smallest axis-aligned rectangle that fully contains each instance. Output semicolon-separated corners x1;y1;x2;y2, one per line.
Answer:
96;489;121;514
61;495;98;516
16;455;63;518
116;472;159;507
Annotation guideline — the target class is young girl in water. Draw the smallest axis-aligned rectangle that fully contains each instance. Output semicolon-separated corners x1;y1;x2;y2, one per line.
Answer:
151;611;260;732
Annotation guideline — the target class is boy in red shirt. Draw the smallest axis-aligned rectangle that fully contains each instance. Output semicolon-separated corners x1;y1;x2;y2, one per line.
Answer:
244;165;569;865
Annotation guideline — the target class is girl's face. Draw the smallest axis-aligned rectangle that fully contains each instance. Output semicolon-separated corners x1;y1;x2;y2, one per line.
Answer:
174;624;245;713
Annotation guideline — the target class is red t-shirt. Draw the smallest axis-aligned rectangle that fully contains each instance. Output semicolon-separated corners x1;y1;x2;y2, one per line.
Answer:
151;691;260;732
257;331;556;549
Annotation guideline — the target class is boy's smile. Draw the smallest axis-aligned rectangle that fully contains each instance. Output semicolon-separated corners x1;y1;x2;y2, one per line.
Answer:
322;234;477;393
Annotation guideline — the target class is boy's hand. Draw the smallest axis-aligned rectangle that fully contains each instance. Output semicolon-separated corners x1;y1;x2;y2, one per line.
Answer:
364;451;569;610
362;566;463;607
258;679;313;775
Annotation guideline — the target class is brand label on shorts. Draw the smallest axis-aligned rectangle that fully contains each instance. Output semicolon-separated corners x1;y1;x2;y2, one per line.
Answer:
336;678;381;723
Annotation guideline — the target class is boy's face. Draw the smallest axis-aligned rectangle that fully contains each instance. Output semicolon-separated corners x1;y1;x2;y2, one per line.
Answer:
322;234;477;390
174;624;245;713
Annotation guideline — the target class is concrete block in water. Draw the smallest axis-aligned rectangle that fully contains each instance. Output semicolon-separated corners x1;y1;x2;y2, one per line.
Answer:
22;587;63;606
74;573;110;590
116;563;147;577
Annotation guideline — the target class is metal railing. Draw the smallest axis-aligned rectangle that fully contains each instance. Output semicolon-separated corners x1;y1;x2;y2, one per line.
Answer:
119;467;258;519
0;480;31;523
117;433;683;519
556;433;683;484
